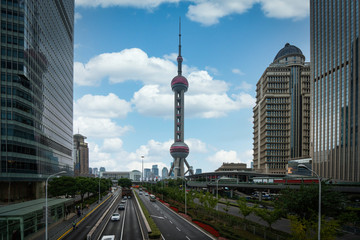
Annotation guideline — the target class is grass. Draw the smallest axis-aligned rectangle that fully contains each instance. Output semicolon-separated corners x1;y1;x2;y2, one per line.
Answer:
134;191;161;239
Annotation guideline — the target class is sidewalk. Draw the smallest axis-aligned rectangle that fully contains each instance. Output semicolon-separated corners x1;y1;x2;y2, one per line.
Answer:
29;198;103;240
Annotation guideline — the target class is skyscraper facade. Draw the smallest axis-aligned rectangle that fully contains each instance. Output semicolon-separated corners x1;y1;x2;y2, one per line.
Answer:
162;167;168;179
253;43;311;174
310;0;360;181
0;0;74;200
152;164;159;177
73;134;89;176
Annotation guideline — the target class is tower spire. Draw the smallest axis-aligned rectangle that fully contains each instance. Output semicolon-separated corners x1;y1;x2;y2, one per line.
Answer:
177;17;183;76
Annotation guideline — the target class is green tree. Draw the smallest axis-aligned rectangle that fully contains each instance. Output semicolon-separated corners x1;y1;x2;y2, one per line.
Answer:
289;215;339;240
253;206;282;229
223;199;230;213
118;178;132;188
237;198;253;220
48;176;76;197
76;177;92;202
276;183;345;220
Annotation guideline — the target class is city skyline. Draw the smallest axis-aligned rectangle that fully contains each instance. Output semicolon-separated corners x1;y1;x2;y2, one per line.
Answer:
74;0;310;173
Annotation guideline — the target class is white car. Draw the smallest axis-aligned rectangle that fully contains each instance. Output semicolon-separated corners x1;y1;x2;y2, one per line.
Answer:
111;213;120;221
101;236;115;240
145;192;149;196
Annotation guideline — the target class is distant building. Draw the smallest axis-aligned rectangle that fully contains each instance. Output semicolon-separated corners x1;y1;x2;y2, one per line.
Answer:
102;172;130;179
144;168;151;180
310;0;360;182
130;170;141;181
162;167;169;179
100;167;106;172
152;165;159;177
195;169;202;174
93;168;99;176
215;163;250;172
253;43;311;174
89;168;93;175
73;134;89;176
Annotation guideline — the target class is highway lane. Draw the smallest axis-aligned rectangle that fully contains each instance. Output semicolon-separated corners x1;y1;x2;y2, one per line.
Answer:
62;190;121;240
138;191;215;240
100;196;144;240
122;197;144;240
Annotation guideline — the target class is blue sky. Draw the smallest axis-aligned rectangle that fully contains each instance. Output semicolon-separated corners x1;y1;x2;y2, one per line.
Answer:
73;0;310;174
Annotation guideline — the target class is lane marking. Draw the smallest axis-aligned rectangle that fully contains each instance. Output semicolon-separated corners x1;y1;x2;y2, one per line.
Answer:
176;227;181;232
186;236;191;240
169;220;173;224
150;215;165;219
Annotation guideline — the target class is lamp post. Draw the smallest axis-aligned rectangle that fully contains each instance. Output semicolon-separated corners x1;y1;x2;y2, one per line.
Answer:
141;156;144;187
216;176;232;211
45;171;66;240
98;173;101;204
184;178;187;215
298;164;321;240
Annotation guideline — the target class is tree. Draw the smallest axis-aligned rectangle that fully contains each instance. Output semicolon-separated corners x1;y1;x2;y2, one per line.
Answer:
253;206;283;229
276;184;345;220
76;177;92;203
223;199;230;214
48;176;76;197
237;198;253;220
289;215;339;240
118;178;132;188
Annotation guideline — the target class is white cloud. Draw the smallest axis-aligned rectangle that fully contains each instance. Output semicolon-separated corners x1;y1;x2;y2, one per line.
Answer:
187;0;255;26
75;0;309;26
232;68;245;75
75;93;132;119
75;49;255;119
74;12;82;22
187;0;309;26
75;0;180;8
236;81;252;92
207;149;253;167
74;48;176;86
88;138;207;172
259;0;309;20
74;117;132;139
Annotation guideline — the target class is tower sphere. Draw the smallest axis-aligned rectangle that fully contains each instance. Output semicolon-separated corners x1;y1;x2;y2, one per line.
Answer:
170;142;189;159
171;75;188;92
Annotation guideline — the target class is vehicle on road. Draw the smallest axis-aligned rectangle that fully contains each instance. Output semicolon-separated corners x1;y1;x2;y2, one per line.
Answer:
127;195;131;199
139;192;142;195
111;213;120;221
101;235;115;240
118;203;125;210
150;194;156;202
121;199;126;203
145;192;149;196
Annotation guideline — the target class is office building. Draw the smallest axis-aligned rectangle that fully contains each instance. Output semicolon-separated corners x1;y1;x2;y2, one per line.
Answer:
195;169;202;174
310;0;360;181
152;164;159;177
253;43;311;174
215;163;250;172
73;134;89;176
0;0;74;201
144;168;151;180
162;167;168;179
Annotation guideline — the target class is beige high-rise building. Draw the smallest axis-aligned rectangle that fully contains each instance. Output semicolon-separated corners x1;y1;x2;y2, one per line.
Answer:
253;44;311;174
310;0;360;182
73;134;89;176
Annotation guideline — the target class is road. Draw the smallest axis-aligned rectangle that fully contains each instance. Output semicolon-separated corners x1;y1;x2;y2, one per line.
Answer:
101;197;144;240
61;190;121;240
138;191;215;240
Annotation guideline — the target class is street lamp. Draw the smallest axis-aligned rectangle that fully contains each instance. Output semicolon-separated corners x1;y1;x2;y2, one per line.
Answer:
98;173;101;204
45;171;66;240
216;176;233;211
141;156;144;187
298;164;321;240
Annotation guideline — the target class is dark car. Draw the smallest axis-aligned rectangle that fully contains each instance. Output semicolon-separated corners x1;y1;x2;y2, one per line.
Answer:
118;204;125;210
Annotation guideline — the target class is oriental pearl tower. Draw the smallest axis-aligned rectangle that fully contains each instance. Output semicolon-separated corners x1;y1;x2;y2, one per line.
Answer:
168;21;194;178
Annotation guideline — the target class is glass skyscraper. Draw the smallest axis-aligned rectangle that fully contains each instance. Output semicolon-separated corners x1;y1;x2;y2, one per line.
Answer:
253;44;311;174
310;0;359;182
0;0;74;200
